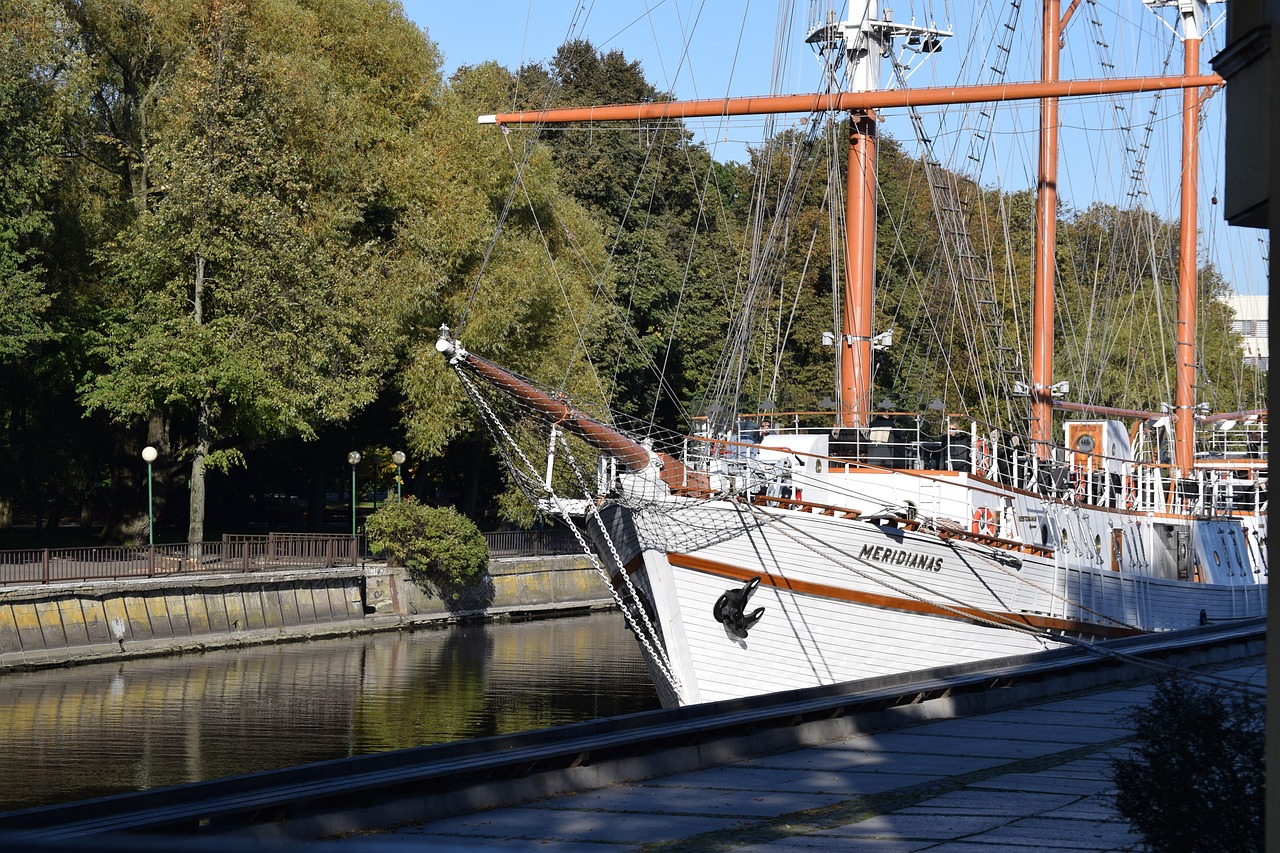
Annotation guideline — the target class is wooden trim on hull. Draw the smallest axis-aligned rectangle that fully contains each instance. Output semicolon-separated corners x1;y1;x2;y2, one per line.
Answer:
666;551;1142;640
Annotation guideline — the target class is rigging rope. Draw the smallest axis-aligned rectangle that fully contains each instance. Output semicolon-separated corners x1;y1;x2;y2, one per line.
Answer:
450;360;681;694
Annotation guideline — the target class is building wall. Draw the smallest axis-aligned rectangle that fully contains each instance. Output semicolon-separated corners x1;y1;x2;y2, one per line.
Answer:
1226;294;1270;370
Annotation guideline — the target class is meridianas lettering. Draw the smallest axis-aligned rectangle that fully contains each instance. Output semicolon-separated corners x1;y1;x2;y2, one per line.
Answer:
859;543;943;573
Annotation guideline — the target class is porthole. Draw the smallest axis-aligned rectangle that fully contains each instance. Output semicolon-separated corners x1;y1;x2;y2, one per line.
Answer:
1094;534;1102;556
1076;434;1096;453
1213;550;1221;566
815;459;824;473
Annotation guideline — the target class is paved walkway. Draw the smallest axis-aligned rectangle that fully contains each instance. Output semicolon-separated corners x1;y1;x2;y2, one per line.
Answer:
317;657;1264;852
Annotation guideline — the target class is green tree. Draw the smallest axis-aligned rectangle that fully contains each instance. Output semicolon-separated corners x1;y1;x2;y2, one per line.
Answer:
1111;678;1264;852
392;60;615;507
80;0;429;542
0;0;111;535
510;41;741;432
365;497;489;600
0;0;64;362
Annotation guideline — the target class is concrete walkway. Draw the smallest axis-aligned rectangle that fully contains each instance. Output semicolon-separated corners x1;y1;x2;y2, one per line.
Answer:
316;657;1264;852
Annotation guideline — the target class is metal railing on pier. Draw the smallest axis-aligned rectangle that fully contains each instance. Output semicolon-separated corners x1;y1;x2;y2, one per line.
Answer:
483;529;585;558
0;530;587;587
0;533;360;587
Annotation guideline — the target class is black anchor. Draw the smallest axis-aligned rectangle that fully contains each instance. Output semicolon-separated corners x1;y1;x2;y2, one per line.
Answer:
713;576;765;639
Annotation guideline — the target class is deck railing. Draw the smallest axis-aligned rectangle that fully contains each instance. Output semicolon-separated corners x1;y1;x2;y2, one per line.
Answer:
684;415;1267;517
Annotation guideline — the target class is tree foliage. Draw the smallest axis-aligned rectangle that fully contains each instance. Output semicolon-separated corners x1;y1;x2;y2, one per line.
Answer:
365;497;489;599
0;0;66;362
393;59;615;469
75;0;432;541
1111;677;1264;852
508;41;741;430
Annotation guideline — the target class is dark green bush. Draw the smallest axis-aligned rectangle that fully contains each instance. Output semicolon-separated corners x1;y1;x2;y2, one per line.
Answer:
365;498;489;599
1111;677;1264;853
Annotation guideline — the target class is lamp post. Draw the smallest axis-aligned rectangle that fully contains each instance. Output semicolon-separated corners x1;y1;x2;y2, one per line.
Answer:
347;451;361;536
141;446;158;546
392;451;406;501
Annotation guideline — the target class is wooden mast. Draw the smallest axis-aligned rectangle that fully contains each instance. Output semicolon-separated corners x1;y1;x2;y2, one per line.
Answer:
1030;0;1061;454
842;111;877;428
1173;0;1207;477
830;3;887;430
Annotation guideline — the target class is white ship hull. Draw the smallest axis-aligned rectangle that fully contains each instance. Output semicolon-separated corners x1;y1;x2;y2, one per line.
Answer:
595;468;1266;707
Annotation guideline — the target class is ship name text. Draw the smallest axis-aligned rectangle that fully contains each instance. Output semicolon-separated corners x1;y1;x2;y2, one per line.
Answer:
859;544;943;572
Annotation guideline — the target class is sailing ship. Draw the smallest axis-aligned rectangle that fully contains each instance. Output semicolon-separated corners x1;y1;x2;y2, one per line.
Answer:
437;0;1267;707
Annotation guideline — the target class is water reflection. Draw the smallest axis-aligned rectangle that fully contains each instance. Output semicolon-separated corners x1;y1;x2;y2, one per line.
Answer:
0;612;659;810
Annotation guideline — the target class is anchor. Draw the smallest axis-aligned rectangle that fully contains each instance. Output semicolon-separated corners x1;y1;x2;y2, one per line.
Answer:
713;576;765;639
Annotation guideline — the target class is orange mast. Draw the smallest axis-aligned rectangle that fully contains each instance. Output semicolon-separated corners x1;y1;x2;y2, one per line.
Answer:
842;112;877;428
1030;0;1061;454
1172;0;1207;477
810;5;897;430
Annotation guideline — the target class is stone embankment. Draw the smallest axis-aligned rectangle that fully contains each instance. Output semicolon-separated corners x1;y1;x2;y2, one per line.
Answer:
0;555;612;671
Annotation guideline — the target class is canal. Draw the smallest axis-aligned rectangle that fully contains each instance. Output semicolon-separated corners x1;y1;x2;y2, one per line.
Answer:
0;611;660;811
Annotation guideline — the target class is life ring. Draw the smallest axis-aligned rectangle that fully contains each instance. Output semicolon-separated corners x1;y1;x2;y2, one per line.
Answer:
971;506;997;536
974;437;993;476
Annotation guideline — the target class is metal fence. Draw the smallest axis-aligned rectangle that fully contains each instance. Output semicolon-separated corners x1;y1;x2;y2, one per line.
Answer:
0;534;360;587
0;530;586;586
483;529;585;558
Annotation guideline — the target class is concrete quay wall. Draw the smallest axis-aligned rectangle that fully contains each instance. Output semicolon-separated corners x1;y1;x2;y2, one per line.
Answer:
0;555;612;671
375;554;613;621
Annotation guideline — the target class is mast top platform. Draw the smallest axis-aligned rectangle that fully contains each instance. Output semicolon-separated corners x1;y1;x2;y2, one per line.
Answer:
804;3;951;92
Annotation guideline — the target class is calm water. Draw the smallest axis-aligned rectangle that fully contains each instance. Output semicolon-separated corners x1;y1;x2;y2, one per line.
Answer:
0;612;660;811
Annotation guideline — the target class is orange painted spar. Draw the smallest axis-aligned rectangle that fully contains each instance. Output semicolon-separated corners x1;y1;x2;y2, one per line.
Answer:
665;551;1141;639
451;348;657;473
1173;37;1202;476
1053;400;1162;420
1030;0;1062;455
1059;0;1084;31
480;75;1222;125
1200;408;1268;424
841;113;876;428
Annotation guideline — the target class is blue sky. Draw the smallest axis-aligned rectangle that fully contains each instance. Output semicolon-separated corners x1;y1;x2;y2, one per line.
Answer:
402;1;1267;296
404;1;800;100
402;0;825;164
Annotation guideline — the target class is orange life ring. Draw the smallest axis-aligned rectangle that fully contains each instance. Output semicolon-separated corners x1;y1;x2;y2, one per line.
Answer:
974;437;993;475
971;506;997;536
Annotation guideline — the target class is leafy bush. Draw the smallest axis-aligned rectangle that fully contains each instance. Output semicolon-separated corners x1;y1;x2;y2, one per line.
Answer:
1111;677;1264;852
365;498;489;599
